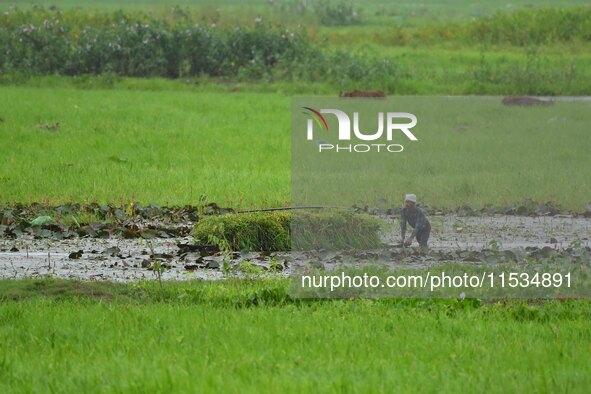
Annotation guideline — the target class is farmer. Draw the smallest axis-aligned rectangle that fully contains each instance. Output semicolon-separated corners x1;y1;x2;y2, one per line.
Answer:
400;194;431;253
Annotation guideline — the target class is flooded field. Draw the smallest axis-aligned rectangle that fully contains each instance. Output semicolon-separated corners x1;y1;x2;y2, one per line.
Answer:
1;214;589;282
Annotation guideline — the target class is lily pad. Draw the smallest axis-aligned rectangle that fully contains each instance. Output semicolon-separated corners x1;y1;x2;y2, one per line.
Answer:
30;216;53;226
69;250;83;259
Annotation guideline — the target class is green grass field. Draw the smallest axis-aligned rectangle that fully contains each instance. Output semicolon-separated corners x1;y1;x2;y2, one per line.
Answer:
1;279;591;392
1;85;589;210
0;85;291;208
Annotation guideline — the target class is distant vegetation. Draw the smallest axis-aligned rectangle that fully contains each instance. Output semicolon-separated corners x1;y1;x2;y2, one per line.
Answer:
270;0;363;26
361;7;591;46
0;6;396;88
1;6;590;94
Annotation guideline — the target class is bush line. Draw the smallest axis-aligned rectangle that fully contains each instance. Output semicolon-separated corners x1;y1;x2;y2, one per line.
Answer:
0;7;397;89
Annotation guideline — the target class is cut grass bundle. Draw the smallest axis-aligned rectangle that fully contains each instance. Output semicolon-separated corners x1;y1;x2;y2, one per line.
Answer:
194;211;291;251
193;209;383;251
291;209;384;251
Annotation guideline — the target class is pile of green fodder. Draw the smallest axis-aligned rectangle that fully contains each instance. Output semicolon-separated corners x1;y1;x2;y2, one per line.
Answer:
194;209;383;251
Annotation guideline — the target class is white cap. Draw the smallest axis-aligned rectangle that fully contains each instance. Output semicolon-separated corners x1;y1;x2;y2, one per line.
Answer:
405;194;417;203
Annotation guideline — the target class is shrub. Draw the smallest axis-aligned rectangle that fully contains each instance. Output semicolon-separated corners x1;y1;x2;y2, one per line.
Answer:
0;7;311;78
314;0;363;26
467;7;591;46
0;7;392;84
0;6;395;88
270;0;363;26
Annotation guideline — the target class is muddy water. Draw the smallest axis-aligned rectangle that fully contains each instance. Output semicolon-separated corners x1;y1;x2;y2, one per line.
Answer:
385;214;591;250
1;215;589;282
0;237;216;282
